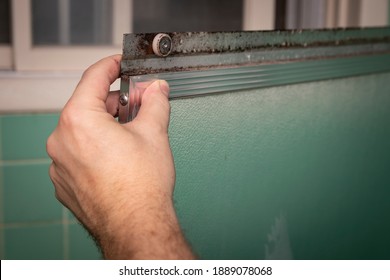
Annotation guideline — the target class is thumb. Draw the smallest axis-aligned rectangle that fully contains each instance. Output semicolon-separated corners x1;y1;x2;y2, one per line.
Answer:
133;80;171;132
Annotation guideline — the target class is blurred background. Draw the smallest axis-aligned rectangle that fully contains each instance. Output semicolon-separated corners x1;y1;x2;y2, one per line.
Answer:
0;0;389;259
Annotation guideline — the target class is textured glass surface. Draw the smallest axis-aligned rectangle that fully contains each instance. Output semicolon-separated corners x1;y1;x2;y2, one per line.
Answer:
169;72;390;259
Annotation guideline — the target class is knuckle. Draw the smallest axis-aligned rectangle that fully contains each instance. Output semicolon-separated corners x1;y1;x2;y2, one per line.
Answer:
48;164;61;188
46;134;56;159
54;189;64;204
59;103;81;128
48;165;66;206
48;163;56;178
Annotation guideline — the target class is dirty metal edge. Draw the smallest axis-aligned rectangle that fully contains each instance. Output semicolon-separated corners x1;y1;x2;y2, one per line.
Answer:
121;28;390;76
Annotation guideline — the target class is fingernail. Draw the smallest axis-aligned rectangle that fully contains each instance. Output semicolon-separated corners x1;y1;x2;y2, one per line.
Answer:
158;80;170;97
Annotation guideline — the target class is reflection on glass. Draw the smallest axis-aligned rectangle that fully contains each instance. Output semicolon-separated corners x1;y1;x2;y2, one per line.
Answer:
32;0;113;45
30;0;389;46
0;0;11;44
133;0;243;33
278;0;389;29
31;0;243;46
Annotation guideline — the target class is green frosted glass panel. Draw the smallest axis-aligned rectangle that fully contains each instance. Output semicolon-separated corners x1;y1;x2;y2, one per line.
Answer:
170;72;390;260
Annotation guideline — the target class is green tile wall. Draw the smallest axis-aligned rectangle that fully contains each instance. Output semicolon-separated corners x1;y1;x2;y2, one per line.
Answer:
4;224;63;260
69;224;101;260
3;164;62;223
0;114;101;259
1;115;59;160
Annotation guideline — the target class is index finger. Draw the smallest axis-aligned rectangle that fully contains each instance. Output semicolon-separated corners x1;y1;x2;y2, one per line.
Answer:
72;54;122;106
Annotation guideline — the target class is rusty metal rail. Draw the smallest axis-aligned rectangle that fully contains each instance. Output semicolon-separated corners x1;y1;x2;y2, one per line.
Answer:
119;28;390;123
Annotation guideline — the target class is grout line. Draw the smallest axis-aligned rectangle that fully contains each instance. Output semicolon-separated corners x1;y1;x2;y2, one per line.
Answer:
0;158;52;166
0;117;5;259
62;207;70;260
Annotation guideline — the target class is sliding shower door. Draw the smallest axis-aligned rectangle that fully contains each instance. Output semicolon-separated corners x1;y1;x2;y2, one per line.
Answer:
120;29;390;259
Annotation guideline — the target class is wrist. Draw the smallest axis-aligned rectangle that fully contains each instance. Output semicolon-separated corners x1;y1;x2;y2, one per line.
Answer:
97;193;193;259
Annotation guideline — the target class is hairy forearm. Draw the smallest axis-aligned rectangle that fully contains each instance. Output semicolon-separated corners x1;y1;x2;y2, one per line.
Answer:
97;197;195;260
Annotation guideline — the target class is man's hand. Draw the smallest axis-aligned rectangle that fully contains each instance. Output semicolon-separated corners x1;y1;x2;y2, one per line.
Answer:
46;55;194;259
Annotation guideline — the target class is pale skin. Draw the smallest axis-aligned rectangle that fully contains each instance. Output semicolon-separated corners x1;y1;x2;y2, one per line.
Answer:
46;55;195;259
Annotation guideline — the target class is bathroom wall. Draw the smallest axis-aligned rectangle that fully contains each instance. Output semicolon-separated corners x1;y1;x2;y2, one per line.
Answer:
0;114;101;259
1;72;390;259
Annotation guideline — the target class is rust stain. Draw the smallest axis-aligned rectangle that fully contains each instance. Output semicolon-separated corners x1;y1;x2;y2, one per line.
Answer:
121;28;390;76
124;30;390;59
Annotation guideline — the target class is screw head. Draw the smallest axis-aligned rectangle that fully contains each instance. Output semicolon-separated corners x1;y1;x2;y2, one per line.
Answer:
152;33;172;57
119;93;128;106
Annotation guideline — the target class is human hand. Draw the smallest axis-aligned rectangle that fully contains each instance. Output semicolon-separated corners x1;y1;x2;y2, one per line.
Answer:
47;55;194;259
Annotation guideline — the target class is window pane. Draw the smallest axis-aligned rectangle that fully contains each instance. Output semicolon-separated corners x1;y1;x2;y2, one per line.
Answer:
0;0;11;44
32;0;59;45
133;0;243;33
32;0;113;45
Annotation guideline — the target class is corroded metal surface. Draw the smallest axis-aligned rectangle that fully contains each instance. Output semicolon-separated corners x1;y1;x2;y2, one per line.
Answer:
119;28;390;123
121;28;390;76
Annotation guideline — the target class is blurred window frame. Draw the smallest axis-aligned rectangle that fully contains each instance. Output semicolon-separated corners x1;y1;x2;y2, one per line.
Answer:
1;0;388;71
0;46;12;69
